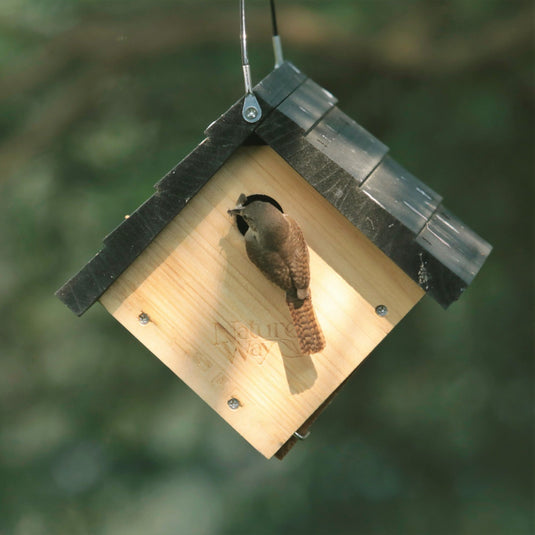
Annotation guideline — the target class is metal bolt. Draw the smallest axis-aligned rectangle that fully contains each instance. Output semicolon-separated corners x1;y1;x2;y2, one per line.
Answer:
375;304;388;317
244;106;258;120
227;398;241;410
138;312;150;325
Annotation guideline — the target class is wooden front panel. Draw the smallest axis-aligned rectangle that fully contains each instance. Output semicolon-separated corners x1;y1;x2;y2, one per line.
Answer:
100;146;424;458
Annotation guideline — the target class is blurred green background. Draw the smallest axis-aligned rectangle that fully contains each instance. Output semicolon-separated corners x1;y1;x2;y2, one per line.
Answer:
1;1;533;534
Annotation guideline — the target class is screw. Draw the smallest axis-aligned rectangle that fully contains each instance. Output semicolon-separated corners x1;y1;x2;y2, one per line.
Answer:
244;106;258;120
375;304;388;317
138;312;150;325
227;398;241;410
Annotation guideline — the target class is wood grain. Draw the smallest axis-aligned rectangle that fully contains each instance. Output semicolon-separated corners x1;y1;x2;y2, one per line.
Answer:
100;145;424;458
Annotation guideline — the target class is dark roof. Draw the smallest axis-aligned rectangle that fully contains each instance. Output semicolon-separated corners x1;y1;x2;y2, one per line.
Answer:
56;61;491;315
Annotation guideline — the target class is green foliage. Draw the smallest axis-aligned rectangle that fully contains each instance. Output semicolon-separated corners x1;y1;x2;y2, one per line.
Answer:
0;1;533;534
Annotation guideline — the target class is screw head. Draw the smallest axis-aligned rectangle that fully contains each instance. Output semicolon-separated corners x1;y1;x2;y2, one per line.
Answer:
138;312;150;325
227;398;241;410
375;304;388;317
244;106;258;120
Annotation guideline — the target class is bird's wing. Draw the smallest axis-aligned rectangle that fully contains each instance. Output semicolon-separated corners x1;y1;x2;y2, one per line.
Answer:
245;234;293;291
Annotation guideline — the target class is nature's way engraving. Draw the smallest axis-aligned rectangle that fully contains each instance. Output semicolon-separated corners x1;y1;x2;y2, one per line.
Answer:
214;321;302;362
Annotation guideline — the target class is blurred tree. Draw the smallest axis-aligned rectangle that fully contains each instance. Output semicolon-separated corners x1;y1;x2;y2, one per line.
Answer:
0;1;533;534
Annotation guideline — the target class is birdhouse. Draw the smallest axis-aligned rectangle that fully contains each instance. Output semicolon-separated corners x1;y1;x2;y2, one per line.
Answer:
56;58;491;458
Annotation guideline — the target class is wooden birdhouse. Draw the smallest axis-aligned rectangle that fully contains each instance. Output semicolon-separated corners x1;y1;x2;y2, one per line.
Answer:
56;46;491;458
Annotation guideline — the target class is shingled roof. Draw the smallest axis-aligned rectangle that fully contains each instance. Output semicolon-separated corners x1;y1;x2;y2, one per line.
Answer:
56;61;491;313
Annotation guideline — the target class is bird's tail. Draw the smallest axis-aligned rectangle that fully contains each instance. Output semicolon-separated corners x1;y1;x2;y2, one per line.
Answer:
286;292;326;355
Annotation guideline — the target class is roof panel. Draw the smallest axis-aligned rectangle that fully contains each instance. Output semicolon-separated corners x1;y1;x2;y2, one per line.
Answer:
306;107;388;185
362;156;442;234
277;78;337;132
254;62;307;108
416;206;492;284
57;61;492;313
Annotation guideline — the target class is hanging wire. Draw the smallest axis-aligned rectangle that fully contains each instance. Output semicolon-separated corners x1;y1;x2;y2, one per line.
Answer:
240;0;253;95
270;0;284;67
239;0;262;122
269;0;278;35
239;0;286;121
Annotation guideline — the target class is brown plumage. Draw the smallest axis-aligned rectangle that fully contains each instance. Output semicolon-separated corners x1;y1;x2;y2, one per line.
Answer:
228;195;325;355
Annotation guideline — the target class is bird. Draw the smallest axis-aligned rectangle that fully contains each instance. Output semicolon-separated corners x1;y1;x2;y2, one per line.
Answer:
228;194;325;355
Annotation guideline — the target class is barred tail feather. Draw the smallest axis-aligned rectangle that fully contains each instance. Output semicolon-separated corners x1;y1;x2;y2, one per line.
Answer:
286;293;326;355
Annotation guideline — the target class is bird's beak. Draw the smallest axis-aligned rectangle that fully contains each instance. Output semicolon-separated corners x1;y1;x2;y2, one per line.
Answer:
227;204;244;216
228;193;248;216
